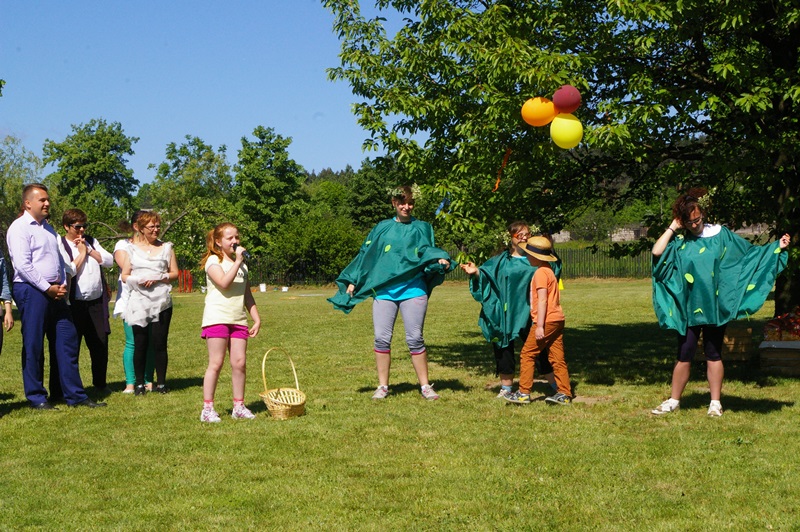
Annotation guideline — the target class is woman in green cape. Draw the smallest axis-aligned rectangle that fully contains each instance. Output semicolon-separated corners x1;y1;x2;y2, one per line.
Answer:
460;222;560;400
328;185;454;400
651;188;790;417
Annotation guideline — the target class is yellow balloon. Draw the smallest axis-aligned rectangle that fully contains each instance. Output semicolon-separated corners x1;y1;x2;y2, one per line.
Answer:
550;113;583;149
521;97;557;127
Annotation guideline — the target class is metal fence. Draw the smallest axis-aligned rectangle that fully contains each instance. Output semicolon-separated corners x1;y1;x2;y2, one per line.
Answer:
556;246;651;279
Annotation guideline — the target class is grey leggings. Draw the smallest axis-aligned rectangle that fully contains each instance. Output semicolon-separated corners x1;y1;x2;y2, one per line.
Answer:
372;295;428;355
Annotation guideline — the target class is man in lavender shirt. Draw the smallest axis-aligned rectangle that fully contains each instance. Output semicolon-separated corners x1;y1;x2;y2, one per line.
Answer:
6;183;105;409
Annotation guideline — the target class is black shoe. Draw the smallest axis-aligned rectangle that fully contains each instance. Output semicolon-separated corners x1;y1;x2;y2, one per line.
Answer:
69;399;107;408
30;401;58;410
134;385;147;396
544;392;572;405
155;384;170;394
95;386;113;397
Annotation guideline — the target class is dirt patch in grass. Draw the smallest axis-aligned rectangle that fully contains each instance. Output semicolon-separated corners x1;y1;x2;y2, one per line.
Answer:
572;395;612;405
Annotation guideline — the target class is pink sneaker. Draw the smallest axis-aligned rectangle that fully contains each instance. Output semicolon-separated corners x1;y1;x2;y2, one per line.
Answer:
421;384;439;401
200;408;221;423
231;404;256;420
372;385;389;400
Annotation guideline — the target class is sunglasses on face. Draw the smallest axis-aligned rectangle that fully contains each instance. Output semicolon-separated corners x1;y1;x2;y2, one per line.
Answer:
71;224;87;230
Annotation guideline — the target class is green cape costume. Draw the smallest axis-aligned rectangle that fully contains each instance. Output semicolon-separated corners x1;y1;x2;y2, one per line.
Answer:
328;217;455;314
652;225;788;335
468;251;562;347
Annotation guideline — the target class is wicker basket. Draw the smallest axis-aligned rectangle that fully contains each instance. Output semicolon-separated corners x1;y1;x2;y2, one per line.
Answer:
259;347;306;420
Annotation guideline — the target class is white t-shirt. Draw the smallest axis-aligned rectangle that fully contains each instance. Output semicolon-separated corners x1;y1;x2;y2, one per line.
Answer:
201;255;249;327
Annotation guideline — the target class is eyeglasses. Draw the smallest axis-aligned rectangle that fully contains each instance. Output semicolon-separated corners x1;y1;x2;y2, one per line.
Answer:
686;215;703;226
144;225;161;231
71;224;87;230
513;232;531;240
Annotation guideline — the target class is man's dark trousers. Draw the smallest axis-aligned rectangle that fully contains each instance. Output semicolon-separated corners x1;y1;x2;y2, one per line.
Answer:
15;282;88;405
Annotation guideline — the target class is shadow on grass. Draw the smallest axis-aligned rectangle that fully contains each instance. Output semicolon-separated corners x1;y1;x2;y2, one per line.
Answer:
431;320;783;388
356;378;470;397
0;400;33;417
0;376;207;417
103;376;204;395
247;399;268;414
679;391;794;413
0;393;27;418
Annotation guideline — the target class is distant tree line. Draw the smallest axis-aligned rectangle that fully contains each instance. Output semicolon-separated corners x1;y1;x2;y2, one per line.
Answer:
0;121;377;282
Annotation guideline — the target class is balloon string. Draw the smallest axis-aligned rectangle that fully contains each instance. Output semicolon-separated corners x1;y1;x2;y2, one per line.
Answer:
493;148;512;192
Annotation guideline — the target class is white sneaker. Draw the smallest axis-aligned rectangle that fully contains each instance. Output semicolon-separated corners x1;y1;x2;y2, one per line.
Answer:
372;385;389;400
200;408;221;423
496;389;513;400
231;404;256;420
707;400;723;417
421;384;439;401
651;399;679;415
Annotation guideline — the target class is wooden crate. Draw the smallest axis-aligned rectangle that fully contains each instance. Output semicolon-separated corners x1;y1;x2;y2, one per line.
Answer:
695;326;754;361
759;341;800;376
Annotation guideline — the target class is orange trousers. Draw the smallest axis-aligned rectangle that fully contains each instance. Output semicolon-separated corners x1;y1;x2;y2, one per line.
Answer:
518;320;570;395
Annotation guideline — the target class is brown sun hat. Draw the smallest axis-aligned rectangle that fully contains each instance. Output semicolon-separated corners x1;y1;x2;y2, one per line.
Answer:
518;235;558;262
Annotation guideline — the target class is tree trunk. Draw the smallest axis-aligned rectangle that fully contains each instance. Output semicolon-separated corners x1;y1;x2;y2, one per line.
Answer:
772;168;798;316
774;256;798;316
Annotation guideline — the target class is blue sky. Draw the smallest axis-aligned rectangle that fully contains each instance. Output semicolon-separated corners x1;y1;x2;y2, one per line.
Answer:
1;1;378;185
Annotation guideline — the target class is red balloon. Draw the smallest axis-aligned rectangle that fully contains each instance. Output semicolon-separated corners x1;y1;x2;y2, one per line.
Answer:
552;85;582;114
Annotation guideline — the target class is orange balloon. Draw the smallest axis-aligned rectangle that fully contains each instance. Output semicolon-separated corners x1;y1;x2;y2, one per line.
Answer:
521;97;557;127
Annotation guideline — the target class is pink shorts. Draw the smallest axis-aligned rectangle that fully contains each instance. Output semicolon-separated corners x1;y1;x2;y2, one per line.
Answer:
201;324;249;340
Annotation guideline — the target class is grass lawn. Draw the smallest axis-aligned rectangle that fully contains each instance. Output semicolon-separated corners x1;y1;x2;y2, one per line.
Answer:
1;279;798;530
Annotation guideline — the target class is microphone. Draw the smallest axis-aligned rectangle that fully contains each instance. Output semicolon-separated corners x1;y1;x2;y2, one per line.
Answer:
232;243;252;260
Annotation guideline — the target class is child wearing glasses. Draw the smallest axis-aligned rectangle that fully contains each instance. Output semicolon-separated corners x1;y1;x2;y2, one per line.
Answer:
199;223;260;422
460;221;559;400
651;187;791;417
501;235;573;405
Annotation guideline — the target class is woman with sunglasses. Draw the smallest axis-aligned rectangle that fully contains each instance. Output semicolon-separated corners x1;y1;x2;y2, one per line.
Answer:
460;222;560;400
120;211;179;395
651;187;790;417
